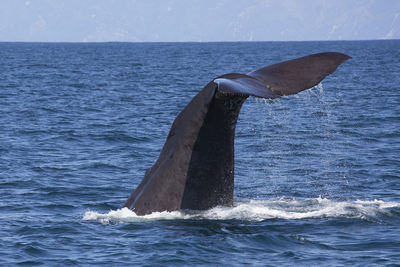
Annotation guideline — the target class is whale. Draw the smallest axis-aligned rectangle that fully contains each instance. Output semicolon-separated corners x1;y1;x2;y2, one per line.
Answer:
123;52;351;215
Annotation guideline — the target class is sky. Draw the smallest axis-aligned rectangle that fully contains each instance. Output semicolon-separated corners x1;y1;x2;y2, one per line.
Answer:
0;0;399;42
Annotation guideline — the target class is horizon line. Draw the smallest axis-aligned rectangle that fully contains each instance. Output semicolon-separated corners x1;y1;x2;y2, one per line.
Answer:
0;38;399;44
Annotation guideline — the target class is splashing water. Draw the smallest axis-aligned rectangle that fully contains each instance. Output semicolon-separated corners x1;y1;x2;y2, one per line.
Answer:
83;197;400;225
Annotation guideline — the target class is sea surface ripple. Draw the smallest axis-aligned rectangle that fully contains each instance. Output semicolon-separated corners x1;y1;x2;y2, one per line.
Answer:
0;41;399;266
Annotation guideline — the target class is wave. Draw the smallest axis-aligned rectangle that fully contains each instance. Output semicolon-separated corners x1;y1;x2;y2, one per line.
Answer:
83;197;400;224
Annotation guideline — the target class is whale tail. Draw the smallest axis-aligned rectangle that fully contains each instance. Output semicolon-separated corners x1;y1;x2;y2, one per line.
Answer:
124;52;351;215
215;52;351;98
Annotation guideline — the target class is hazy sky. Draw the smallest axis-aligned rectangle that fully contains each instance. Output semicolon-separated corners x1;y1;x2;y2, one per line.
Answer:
1;0;399;42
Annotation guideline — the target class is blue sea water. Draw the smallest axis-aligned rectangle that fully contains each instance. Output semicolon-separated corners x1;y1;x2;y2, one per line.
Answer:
0;41;399;266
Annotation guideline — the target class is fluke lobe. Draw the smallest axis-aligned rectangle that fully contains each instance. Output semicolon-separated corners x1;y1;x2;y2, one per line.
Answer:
123;52;351;215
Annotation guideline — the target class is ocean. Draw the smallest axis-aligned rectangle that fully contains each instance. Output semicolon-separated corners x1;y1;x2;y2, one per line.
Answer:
0;41;399;266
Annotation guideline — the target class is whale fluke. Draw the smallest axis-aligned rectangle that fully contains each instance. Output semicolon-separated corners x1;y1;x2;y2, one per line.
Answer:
123;52;351;215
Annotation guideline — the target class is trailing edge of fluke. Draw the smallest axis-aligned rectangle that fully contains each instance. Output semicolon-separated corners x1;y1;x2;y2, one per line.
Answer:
123;52;351;215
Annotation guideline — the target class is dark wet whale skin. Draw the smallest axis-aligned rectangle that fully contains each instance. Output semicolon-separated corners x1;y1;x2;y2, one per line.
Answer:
123;52;351;215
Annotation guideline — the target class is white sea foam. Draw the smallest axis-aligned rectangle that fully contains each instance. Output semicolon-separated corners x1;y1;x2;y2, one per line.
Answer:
83;197;400;224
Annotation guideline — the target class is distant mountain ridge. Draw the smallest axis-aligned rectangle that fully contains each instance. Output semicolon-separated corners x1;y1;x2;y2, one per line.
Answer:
0;0;399;42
